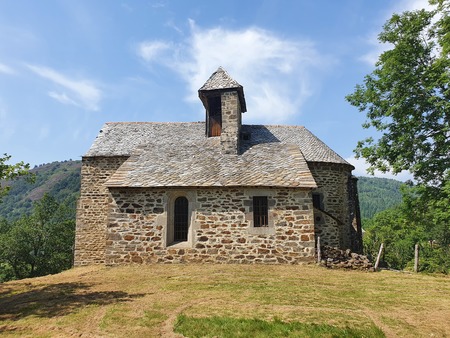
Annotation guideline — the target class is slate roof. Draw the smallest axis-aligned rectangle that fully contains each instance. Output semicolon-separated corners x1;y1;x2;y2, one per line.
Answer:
198;67;247;112
85;122;351;165
106;139;317;188
85;122;205;157
84;122;352;189
199;67;243;91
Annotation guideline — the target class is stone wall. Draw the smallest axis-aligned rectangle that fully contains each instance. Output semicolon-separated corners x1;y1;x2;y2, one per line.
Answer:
348;176;363;253
308;162;354;249
75;157;359;266
105;187;316;265
220;91;241;154
74;156;128;266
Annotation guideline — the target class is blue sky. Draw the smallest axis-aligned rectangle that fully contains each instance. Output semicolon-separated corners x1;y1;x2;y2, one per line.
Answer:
0;1;432;180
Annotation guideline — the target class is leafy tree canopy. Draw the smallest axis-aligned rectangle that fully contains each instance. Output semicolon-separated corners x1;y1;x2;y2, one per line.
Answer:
0;153;33;200
364;181;450;273
346;0;450;185
0;193;75;282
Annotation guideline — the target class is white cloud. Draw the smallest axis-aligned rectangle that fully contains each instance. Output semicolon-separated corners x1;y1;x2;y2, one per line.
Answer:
136;21;333;123
394;0;434;13
151;2;165;9
26;64;101;111
0;63;15;75
360;0;437;66
346;156;414;182
48;91;79;107
359;34;391;66
165;19;183;35
137;41;172;62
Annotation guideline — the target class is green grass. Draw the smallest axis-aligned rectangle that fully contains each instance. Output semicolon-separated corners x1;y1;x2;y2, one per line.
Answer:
0;265;448;337
174;315;385;338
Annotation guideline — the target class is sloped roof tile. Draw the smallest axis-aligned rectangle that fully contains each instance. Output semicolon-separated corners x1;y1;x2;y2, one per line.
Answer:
85;122;351;166
198;67;242;91
198;67;247;112
84;121;352;188
106;139;317;188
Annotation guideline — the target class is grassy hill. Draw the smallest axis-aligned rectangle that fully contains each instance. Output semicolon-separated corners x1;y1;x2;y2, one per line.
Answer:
357;176;403;220
0;160;403;223
0;160;81;220
0;265;448;337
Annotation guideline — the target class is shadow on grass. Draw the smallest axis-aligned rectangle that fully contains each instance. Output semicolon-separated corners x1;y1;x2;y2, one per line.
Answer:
0;282;145;321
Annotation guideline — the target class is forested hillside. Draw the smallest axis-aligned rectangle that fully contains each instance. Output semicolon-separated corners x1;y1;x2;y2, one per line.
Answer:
0;160;402;224
0;160;81;220
3;162;445;274
357;176;403;220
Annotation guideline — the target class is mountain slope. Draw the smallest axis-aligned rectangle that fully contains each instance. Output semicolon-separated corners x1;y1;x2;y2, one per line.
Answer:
357;176;403;220
0;160;403;222
0;160;81;220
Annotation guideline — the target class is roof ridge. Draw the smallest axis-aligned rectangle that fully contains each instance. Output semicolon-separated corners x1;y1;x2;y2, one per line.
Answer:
105;121;204;125
245;124;306;128
198;67;242;91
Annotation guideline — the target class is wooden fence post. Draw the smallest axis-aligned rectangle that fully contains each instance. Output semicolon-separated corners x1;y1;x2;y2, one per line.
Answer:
317;236;321;264
414;243;419;273
374;243;384;270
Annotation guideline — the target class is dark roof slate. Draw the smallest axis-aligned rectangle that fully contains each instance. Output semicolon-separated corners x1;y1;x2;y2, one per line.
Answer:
198;67;247;113
85;122;351;166
85;121;352;188
106;138;317;188
198;67;243;91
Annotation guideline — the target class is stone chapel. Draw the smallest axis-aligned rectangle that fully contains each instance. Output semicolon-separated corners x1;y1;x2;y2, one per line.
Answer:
74;67;362;265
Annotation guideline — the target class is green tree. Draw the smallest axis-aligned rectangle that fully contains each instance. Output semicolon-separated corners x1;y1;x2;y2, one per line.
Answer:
0;194;75;282
0;153;33;200
346;1;450;185
363;184;449;273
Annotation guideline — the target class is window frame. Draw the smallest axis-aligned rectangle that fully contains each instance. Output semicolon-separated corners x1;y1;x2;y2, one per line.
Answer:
166;191;196;248
207;95;222;137
253;196;269;227
173;196;189;242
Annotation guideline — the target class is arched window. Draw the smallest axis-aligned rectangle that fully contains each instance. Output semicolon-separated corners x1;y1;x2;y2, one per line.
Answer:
174;196;189;242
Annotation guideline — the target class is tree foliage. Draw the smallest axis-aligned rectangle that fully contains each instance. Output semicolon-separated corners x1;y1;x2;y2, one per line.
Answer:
0;194;75;282
0;153;33;200
364;182;450;273
346;1;450;185
0;160;80;221
357;177;403;220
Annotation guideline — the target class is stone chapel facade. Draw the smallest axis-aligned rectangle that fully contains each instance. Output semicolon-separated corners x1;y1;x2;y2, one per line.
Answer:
74;67;362;266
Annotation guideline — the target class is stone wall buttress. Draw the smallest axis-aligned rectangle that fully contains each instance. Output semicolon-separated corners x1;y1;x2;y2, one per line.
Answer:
74;156;128;266
308;162;354;250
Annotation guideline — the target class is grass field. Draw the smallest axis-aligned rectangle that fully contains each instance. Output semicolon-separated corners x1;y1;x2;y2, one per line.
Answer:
0;264;448;337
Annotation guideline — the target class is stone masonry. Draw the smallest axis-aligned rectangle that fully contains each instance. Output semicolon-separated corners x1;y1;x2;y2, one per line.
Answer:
105;187;315;264
74;156;127;265
308;162;354;249
74;67;362;266
220;91;241;154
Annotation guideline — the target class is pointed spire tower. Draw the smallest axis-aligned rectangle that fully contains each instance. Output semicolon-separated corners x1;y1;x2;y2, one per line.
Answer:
198;67;247;154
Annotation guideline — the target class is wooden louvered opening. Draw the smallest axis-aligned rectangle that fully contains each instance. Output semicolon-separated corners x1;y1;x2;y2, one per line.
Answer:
174;196;189;242
253;196;268;227
208;96;222;137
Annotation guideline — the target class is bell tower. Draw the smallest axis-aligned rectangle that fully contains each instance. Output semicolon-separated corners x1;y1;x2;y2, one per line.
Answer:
198;67;247;154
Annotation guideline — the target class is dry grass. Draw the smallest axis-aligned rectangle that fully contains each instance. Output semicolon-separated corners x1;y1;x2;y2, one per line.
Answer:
0;264;449;337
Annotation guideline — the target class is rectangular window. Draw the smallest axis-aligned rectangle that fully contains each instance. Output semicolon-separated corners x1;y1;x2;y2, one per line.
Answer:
312;193;322;210
253;196;268;227
207;96;222;137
